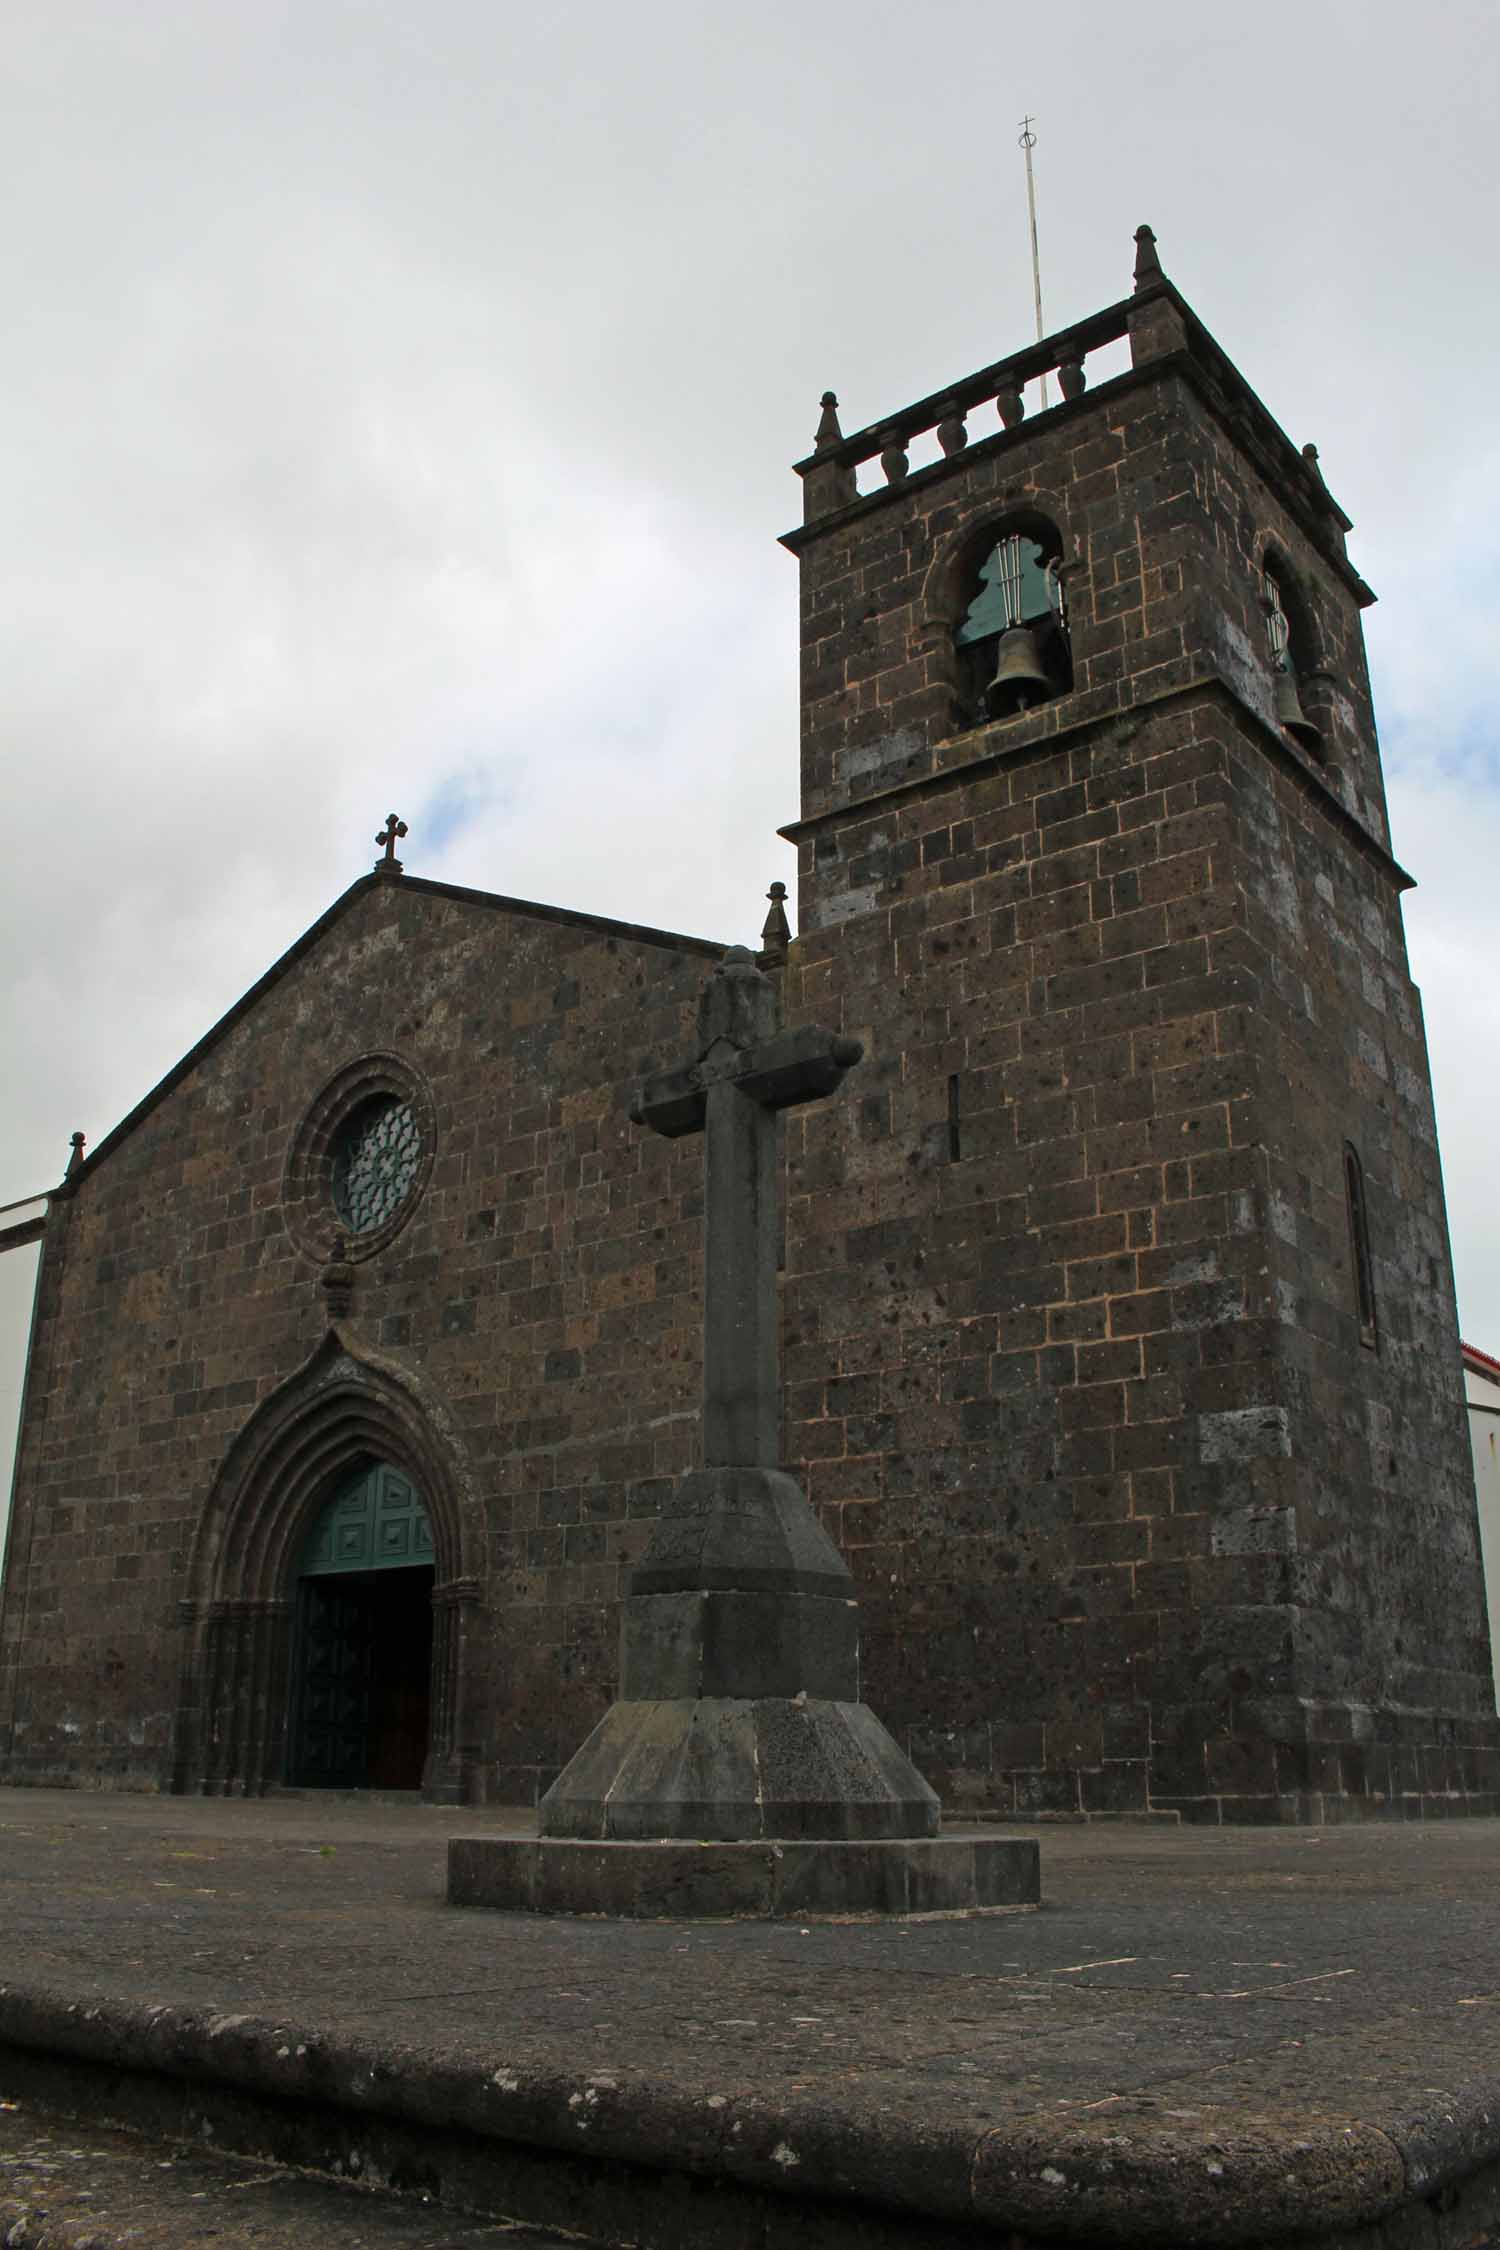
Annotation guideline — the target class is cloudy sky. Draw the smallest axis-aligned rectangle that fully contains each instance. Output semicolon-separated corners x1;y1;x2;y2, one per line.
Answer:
2;0;1498;1515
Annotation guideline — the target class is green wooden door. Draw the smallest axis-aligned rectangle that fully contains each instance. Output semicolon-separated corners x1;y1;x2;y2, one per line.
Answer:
287;1462;436;1788
297;1463;433;1576
291;1577;373;1788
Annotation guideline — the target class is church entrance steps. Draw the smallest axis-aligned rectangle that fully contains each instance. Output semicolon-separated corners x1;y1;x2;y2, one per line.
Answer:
3;1789;1500;2250
0;2098;567;2249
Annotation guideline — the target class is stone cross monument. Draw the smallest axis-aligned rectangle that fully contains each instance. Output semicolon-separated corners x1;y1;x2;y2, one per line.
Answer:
634;944;861;1474
449;949;1039;1916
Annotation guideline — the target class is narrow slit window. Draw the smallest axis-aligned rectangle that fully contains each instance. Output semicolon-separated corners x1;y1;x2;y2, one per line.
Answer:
1344;1143;1378;1350
947;1073;962;1163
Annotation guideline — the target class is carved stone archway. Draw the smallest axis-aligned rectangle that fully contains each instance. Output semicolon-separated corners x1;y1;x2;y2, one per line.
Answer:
172;1328;483;1801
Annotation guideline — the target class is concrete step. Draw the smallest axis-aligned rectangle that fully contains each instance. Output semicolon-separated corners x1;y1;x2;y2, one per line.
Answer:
0;2100;568;2249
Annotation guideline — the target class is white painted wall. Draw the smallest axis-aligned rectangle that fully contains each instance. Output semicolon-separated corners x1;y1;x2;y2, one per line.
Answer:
1464;1357;1500;1713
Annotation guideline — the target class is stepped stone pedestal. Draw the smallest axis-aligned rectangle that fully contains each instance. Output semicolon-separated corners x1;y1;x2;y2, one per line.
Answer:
448;950;1039;1918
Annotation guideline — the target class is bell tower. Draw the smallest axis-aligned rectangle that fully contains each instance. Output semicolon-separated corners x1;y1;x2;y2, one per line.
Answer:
776;227;1498;1822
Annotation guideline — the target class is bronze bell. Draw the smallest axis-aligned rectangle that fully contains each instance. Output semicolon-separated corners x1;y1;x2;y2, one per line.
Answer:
986;624;1051;717
1274;665;1321;750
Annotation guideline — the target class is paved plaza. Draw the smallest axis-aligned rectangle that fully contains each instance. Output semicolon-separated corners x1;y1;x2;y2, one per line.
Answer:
1;1790;1499;2244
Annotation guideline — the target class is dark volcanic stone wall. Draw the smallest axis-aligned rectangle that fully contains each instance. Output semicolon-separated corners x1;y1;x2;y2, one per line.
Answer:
1236;736;1493;1781
0;878;719;1798
4;274;1494;1823
777;318;1497;1820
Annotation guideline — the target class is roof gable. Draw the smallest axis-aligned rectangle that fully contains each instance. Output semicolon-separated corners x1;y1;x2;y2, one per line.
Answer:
62;873;725;1193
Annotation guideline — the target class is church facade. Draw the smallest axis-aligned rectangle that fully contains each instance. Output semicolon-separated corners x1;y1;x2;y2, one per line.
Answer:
3;227;1495;1821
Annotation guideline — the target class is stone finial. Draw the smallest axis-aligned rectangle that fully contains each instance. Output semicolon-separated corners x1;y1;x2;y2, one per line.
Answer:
63;1131;85;1180
375;814;408;876
1133;224;1164;291
758;880;792;968
1301;442;1339;521
814;391;844;451
321;1233;355;1323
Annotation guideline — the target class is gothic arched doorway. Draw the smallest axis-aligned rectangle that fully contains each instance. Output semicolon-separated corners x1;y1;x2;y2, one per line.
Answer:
286;1462;436;1790
174;1330;482;1803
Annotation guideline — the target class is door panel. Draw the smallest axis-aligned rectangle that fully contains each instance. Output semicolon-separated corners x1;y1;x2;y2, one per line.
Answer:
287;1565;435;1790
290;1578;371;1788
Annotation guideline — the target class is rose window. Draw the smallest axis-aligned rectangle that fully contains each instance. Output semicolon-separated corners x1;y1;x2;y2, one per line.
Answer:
330;1098;423;1235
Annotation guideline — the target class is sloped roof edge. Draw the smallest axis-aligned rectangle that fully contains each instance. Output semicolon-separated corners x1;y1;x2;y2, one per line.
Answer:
1462;1340;1500;1385
63;871;727;1195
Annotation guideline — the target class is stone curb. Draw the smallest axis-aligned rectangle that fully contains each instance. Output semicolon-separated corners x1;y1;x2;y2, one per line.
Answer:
0;1978;1490;2246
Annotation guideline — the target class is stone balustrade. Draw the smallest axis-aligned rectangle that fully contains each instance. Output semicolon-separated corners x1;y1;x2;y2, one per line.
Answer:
795;295;1141;524
793;235;1346;566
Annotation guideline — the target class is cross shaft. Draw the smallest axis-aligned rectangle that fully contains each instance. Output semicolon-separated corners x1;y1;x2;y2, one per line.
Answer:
631;948;860;1469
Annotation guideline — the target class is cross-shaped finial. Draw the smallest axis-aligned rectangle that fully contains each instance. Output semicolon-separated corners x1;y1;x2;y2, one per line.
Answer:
375;814;408;877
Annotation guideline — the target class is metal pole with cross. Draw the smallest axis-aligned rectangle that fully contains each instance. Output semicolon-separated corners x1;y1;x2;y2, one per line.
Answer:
1020;116;1049;410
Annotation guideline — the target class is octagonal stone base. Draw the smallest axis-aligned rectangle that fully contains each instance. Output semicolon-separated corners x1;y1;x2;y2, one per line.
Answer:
447;1832;1041;1920
539;1695;938;1842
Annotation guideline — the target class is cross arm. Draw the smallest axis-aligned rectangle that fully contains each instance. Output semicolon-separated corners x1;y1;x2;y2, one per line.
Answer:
629;1067;706;1140
630;1026;863;1139
734;1026;863;1112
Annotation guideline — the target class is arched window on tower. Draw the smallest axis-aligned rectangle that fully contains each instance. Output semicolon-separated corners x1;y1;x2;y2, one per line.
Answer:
1344;1142;1378;1352
954;525;1072;727
1261;559;1321;753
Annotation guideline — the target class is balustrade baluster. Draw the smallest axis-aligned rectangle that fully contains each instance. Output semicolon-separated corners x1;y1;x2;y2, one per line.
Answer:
936;400;967;456
879;427;909;485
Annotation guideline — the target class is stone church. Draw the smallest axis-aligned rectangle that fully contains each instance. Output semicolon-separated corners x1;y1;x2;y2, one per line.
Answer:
3;226;1495;1822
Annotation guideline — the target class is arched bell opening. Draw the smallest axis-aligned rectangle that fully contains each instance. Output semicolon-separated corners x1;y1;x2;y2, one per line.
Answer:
918;511;1071;733
914;503;1076;737
1260;548;1324;754
173;1331;482;1804
954;527;1071;725
285;1460;436;1792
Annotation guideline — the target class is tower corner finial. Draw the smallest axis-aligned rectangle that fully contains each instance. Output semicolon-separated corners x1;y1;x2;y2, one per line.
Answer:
758;879;792;968
64;1130;85;1180
1133;224;1163;291
814;392;843;451
1301;440;1337;518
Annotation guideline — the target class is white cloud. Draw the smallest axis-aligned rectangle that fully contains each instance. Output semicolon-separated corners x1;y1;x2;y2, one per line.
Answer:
2;0;1499;1432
